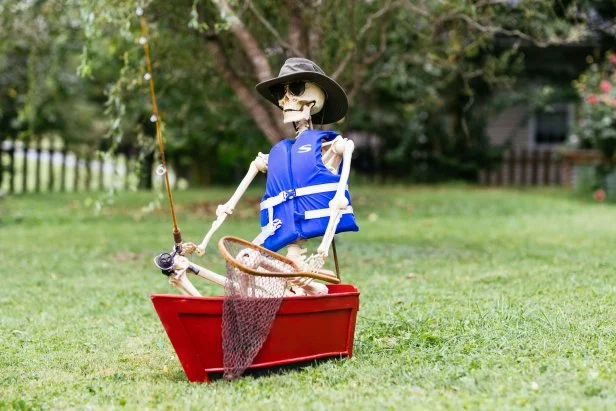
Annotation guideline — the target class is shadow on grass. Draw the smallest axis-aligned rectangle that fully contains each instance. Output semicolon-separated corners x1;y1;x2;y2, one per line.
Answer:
209;357;338;382
162;357;341;383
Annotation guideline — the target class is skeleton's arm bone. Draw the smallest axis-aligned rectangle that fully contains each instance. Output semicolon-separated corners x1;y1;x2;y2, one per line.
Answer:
317;138;354;256
194;153;268;255
186;261;227;287
170;254;225;290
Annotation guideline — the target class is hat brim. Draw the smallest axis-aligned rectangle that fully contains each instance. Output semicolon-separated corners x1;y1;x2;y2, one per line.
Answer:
256;72;348;125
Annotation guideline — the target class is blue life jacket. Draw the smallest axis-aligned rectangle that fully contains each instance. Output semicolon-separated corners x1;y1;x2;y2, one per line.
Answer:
257;129;359;252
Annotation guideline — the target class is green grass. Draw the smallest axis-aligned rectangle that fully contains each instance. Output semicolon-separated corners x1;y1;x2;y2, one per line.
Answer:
0;185;614;409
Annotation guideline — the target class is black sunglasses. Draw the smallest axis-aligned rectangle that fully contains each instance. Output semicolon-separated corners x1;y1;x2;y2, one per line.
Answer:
270;81;306;101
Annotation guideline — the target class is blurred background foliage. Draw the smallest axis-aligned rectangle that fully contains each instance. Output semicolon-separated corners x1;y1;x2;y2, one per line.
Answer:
1;0;615;186
573;51;616;190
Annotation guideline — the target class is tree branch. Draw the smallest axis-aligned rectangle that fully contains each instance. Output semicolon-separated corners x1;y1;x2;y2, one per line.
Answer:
453;13;575;47
307;25;322;60
246;0;305;57
402;0;582;48
331;0;398;80
212;0;273;82
284;0;305;56
205;35;283;144
346;13;390;102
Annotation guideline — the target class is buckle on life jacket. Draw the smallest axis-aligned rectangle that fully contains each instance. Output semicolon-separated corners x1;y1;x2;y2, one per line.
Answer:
283;189;296;200
253;218;282;246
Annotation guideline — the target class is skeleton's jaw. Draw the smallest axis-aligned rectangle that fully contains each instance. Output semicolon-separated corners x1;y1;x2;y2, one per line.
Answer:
282;103;313;124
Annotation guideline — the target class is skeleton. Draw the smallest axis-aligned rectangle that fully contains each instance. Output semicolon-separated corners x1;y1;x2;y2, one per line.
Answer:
167;62;355;297
137;10;352;299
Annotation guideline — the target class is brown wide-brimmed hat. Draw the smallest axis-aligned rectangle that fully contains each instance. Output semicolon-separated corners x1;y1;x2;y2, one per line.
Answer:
256;58;348;124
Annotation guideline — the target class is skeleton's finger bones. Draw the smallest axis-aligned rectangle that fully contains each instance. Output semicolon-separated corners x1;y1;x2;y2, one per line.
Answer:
180;242;198;255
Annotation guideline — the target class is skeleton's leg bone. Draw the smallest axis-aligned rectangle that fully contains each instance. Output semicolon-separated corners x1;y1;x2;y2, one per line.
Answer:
233;247;321;296
173;245;319;298
168;278;190;295
282;241;329;295
296;281;328;295
285;242;307;259
285;242;313;286
169;274;202;296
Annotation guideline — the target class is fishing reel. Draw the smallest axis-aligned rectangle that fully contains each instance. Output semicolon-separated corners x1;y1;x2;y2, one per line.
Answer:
154;238;185;276
154;247;202;278
154;251;176;276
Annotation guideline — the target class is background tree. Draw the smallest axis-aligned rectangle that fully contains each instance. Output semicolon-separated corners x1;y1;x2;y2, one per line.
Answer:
75;0;594;182
1;0;605;187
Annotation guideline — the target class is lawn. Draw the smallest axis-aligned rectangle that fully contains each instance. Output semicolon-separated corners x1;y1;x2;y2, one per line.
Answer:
0;185;614;409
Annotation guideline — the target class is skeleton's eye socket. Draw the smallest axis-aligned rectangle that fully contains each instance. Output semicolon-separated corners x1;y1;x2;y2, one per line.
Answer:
271;81;306;101
271;84;285;101
286;81;305;96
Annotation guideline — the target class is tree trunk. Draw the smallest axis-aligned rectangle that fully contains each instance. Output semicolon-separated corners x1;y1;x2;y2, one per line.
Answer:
34;138;41;193
205;36;289;144
22;137;30;193
212;0;273;83
285;0;305;54
205;1;297;144
190;159;212;187
139;150;154;190
8;139;15;194
0;138;4;192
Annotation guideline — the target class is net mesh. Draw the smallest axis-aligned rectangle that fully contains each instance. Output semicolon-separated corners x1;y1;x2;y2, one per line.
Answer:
221;238;290;380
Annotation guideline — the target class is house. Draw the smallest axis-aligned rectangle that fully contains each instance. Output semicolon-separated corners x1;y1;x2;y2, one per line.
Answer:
481;35;615;188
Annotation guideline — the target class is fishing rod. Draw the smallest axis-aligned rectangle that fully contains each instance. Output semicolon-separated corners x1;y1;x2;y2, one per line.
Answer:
137;7;182;252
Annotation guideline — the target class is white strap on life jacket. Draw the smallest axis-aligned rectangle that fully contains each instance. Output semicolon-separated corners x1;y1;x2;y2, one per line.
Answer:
258;183;350;243
260;183;347;210
304;206;354;220
253;218;282;246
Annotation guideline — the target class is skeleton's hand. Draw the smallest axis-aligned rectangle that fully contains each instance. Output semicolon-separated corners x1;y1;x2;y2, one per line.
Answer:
180;242;196;255
216;203;234;218
329;194;349;211
302;253;327;273
180;242;204;257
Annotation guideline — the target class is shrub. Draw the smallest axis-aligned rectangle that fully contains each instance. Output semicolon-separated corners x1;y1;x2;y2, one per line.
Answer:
573;53;616;194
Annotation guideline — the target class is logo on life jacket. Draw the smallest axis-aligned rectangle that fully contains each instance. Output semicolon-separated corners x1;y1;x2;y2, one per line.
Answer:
297;144;311;153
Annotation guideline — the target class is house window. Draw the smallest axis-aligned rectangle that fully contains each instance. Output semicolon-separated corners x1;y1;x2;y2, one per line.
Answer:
530;104;572;147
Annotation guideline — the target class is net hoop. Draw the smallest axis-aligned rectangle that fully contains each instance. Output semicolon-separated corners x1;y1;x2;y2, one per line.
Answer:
217;236;341;284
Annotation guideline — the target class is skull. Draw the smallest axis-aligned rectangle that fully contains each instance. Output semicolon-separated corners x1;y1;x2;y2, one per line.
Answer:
276;81;325;123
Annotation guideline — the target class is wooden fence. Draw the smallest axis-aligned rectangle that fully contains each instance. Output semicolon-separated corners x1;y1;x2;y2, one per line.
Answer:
0;139;147;194
478;149;563;186
0;140;567;192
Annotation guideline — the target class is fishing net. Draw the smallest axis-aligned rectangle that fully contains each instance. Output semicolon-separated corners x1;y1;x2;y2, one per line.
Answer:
217;236;340;379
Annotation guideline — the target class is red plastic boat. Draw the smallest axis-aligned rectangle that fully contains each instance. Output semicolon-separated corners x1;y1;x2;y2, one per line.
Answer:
151;283;360;383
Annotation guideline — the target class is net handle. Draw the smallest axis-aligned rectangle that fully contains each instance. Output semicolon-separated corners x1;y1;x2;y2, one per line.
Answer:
217;236;341;284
